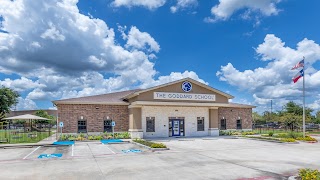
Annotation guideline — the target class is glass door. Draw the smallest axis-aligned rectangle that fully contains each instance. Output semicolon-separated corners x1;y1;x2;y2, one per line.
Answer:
172;120;180;136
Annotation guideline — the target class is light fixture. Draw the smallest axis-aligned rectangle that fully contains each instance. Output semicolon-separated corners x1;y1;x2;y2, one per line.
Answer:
80;116;83;120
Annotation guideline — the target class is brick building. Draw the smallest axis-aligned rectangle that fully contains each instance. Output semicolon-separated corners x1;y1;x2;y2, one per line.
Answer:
53;78;255;138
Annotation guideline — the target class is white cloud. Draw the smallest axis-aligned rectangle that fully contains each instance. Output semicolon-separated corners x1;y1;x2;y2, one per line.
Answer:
217;34;320;111
205;0;281;23
0;77;42;92
0;0;205;106
15;97;37;110
111;0;166;10
125;26;160;53
170;0;198;13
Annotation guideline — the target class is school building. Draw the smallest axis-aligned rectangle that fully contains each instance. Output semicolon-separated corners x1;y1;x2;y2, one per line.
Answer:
53;78;255;138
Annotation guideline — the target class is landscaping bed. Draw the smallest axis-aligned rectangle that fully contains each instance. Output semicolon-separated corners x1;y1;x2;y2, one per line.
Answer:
132;139;169;151
59;132;130;141
224;130;318;143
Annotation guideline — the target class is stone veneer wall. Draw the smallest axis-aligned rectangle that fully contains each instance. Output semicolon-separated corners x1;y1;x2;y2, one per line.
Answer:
141;106;209;138
57;104;129;133
218;107;252;130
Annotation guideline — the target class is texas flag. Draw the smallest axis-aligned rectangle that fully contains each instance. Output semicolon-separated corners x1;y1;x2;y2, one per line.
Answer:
292;69;304;83
291;59;304;70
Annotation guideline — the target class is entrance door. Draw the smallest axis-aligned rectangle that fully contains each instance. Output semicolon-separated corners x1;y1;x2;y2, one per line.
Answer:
172;120;180;136
169;119;184;137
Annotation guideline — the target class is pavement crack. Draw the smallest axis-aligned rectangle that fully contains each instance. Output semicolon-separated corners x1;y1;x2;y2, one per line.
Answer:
87;143;105;179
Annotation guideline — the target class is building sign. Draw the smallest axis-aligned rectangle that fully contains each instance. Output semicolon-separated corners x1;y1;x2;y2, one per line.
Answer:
154;92;215;101
181;81;192;92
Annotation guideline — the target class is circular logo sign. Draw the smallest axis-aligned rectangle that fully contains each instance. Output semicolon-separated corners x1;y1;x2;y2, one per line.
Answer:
181;81;192;92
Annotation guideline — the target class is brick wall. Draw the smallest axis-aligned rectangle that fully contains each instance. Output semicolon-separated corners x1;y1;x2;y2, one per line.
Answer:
218;107;252;130
57;104;129;133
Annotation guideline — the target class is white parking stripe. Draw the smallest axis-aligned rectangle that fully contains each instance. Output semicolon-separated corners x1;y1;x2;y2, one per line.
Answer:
23;146;41;159
72;144;74;156
105;145;116;154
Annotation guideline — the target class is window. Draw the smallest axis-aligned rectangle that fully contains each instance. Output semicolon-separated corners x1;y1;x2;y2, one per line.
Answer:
237;119;242;129
197;117;204;131
104;120;112;132
220;119;226;130
78;120;87;133
146;117;155;132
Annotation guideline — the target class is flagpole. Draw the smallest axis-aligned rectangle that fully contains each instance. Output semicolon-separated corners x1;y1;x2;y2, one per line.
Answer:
302;57;305;138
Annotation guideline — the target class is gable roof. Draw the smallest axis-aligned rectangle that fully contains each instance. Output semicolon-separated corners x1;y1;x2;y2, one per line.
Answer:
123;77;234;100
53;89;140;105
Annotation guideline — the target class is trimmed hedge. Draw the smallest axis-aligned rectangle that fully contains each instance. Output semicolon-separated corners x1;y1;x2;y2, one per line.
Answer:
133;139;167;148
299;168;320;180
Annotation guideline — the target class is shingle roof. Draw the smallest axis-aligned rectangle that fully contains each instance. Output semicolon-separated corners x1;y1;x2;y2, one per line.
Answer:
52;89;140;105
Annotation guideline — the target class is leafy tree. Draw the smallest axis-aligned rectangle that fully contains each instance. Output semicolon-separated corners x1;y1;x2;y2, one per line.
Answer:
252;112;265;125
313;110;320;124
0;86;19;121
34;110;55;124
280;113;301;131
284;101;313;121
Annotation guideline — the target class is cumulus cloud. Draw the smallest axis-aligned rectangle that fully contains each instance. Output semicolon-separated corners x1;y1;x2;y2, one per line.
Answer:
0;0;205;109
111;0;166;10
170;0;198;13
217;34;320;111
15;97;38;110
205;0;281;23
125;26;160;53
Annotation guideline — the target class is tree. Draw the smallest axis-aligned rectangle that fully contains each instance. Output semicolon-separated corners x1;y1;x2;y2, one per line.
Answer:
34;110;55;124
283;101;313;122
0;86;19;121
313;110;320;124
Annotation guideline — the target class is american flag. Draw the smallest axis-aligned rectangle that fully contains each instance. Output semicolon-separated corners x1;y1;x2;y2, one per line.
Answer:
291;58;304;70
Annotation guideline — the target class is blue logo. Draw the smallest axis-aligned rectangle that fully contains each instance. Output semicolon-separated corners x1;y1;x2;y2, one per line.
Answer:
182;81;192;92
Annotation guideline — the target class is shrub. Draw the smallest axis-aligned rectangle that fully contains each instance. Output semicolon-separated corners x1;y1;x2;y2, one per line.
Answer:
133;139;167;148
287;131;303;139
268;132;274;137
296;136;318;142
299;168;320;180
150;143;167;148
242;131;255;135
280;138;296;142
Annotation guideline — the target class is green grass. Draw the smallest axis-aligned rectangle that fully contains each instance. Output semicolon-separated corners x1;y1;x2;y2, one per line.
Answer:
0;130;52;144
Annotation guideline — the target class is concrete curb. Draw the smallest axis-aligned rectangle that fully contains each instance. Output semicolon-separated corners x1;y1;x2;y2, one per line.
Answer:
131;141;170;151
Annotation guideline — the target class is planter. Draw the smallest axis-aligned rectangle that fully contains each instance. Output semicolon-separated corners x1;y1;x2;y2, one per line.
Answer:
131;141;170;151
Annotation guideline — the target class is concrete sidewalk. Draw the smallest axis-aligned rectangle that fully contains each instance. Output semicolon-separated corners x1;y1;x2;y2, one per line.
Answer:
0;133;57;148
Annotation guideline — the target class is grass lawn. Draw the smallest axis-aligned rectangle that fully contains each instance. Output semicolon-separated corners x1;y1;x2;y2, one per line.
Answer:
0;130;52;144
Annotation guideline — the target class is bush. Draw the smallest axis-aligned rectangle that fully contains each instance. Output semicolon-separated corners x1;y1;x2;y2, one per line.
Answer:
287;131;303;139
150;143;167;148
133;139;167;148
299;168;320;180
242;131;255;135
280;138;296;142
296;136;318;142
268;132;274;137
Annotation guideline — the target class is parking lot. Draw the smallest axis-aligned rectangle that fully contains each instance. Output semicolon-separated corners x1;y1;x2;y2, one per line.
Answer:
0;137;319;180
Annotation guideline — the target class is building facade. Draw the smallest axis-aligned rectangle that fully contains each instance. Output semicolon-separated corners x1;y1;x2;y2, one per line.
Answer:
53;78;255;138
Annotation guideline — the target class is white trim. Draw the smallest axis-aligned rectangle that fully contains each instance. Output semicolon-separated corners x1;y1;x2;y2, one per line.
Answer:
53;101;129;105
124;78;234;99
131;101;255;108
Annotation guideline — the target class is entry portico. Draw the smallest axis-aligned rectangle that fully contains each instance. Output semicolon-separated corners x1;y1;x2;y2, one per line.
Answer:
125;78;254;138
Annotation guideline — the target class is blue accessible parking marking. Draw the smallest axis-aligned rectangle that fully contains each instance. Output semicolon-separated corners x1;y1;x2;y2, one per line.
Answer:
122;149;142;153
53;141;75;145
38;153;63;159
101;139;123;144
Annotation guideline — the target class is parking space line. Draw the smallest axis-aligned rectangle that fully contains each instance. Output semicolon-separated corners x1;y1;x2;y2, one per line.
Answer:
71;144;74;157
23;146;41;160
104;145;116;154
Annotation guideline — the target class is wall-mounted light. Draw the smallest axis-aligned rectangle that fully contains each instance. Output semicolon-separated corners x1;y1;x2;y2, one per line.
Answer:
80;116;83;120
238;116;241;120
222;116;225;119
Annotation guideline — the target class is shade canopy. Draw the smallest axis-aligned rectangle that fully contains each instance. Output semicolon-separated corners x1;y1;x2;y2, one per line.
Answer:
3;114;50;120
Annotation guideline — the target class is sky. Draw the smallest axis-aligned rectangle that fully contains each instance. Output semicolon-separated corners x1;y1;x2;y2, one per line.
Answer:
0;0;320;114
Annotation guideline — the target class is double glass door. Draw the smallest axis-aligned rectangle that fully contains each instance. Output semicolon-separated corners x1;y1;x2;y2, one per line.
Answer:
169;119;184;137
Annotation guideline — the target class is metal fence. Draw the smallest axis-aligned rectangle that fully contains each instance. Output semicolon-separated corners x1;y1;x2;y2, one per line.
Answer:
0;123;55;144
253;124;320;134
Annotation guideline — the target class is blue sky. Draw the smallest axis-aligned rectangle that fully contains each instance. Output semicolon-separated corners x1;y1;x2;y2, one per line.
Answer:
0;0;320;113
